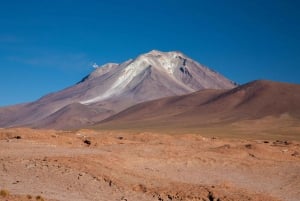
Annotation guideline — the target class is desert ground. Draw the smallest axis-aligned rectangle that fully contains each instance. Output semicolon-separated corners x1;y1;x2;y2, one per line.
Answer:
0;128;299;201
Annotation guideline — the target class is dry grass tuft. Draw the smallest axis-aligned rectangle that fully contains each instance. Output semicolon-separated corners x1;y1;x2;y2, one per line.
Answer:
0;189;9;197
36;195;44;201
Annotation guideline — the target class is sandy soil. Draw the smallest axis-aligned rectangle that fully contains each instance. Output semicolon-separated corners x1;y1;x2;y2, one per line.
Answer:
0;128;299;201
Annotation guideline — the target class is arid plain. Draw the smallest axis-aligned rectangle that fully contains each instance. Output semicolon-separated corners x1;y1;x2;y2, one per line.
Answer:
1;127;299;201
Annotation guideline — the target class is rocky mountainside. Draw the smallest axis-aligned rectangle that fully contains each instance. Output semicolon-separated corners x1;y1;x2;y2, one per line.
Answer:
0;50;236;129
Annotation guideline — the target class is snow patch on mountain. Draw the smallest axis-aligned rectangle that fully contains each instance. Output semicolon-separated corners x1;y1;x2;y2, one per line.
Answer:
81;58;150;104
80;50;235;104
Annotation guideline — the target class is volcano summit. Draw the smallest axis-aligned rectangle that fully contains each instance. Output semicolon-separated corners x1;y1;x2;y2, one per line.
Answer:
0;50;236;129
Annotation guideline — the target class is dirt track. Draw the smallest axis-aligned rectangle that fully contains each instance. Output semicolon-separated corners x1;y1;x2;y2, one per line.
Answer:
0;128;300;201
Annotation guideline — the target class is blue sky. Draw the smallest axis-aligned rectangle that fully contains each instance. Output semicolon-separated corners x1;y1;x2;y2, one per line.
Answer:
0;0;299;106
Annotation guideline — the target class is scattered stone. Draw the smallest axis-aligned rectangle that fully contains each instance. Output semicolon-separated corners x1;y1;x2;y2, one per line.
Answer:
12;180;20;184
249;153;255;158
208;191;214;201
121;196;127;201
291;151;299;157
83;139;91;145
221;144;230;149
133;184;147;192
273;140;291;146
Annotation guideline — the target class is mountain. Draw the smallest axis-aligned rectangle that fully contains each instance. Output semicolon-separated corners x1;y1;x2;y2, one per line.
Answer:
0;50;236;129
96;80;300;137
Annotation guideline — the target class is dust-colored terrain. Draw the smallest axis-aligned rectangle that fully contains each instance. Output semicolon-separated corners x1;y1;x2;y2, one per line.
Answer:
1;128;299;201
97;81;300;142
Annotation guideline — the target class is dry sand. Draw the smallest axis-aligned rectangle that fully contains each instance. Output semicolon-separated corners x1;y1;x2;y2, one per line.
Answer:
0;128;299;201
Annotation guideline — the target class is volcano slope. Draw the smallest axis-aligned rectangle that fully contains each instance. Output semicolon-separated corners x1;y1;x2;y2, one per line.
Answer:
0;50;235;130
1;128;299;201
97;80;300;141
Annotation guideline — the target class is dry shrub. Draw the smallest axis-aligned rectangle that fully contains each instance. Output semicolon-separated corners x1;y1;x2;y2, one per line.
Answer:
0;189;9;197
36;195;45;201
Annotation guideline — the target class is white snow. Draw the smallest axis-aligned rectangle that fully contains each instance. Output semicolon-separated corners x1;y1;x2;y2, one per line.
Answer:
80;50;192;105
144;50;184;75
80;59;149;104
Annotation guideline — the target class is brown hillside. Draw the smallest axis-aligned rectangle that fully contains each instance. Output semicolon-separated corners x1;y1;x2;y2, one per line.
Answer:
96;80;300;139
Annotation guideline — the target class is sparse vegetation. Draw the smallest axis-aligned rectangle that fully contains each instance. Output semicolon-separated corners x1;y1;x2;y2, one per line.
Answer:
0;189;9;197
36;195;44;201
27;194;33;199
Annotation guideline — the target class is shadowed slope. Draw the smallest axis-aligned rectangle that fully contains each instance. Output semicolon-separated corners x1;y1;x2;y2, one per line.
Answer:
31;103;114;130
96;80;300;139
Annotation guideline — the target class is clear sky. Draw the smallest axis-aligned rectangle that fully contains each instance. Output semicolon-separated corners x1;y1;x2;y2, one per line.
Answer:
0;0;299;106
